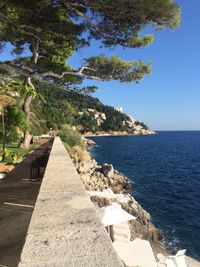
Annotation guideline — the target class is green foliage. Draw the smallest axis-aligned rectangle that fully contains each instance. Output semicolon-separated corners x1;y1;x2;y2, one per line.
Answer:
0;105;28;145
23;84;37;99
31;100;66;129
79;86;98;96
59;99;77;117
100;107;128;132
5;105;28;131
135;121;149;130
46;121;58;131
77;113;98;132
127;35;154;48
0;79;21;93
30;122;47;136
32;83;132;133
85;55;152;82
70;0;180;48
0;0;83;80
42;104;65;128
0;80;150;136
63;142;71;153
0;0;180;86
0;0;180;54
5;130;19;143
59;125;85;150
0;148;21;163
0;78;37;99
0;143;38;163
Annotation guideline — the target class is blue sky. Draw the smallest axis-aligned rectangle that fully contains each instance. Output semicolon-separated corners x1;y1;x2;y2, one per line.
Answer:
0;0;199;130
68;0;200;131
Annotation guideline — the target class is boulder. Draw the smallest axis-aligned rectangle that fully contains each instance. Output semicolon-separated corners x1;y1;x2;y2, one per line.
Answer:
84;138;96;147
77;159;97;174
102;163;114;178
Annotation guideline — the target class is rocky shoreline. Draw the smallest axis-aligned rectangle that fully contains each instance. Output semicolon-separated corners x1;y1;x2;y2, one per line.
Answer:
84;129;156;137
72;138;167;257
74;139;200;266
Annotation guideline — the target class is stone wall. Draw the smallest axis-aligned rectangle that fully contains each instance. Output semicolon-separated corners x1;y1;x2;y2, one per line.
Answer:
18;137;123;267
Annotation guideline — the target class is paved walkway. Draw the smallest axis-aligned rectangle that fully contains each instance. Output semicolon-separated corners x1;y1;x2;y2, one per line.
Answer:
0;142;51;267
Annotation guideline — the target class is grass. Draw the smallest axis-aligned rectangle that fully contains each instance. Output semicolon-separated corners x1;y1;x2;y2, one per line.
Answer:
0;143;38;163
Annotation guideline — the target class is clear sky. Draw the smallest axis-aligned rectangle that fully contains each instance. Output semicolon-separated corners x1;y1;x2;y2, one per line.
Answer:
0;1;199;130
67;0;200;131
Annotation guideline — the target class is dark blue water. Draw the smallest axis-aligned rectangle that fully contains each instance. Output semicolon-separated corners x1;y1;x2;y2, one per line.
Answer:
89;131;200;260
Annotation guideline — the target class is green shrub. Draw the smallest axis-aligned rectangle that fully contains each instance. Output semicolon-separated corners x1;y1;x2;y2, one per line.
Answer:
0;148;21;163
69;145;90;162
6;105;28;131
0;130;19;143
46;121;58;131
63;142;71;153
6;130;19;143
59;125;85;150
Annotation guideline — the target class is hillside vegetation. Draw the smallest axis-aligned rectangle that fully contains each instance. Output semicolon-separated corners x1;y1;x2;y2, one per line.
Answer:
30;83;151;135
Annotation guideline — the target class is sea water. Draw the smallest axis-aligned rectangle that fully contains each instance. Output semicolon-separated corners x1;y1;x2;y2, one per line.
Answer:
89;131;200;260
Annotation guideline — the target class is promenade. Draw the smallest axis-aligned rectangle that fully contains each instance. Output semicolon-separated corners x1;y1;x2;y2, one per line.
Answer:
17;137;122;267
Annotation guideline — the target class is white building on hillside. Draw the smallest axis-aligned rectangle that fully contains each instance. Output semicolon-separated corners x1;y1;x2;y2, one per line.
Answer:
115;107;123;113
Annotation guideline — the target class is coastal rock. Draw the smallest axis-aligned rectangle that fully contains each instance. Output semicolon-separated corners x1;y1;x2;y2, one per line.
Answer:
77;159;131;194
84;137;96;147
73;156;166;256
102;163;114;178
84;128;156;137
77;159;97;174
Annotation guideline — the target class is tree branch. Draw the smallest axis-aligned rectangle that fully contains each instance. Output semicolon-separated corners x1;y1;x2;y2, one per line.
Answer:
40;66;103;81
0;62;104;81
61;1;99;32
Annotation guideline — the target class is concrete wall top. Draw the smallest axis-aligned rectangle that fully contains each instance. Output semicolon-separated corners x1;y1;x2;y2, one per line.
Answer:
18;137;123;267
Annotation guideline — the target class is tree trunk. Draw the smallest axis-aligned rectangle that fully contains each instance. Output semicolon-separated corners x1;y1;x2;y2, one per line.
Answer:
31;39;39;64
2;109;6;160
20;39;39;149
20;77;34;149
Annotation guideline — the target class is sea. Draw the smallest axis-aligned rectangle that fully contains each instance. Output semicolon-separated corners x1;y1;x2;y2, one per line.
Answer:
89;131;200;260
